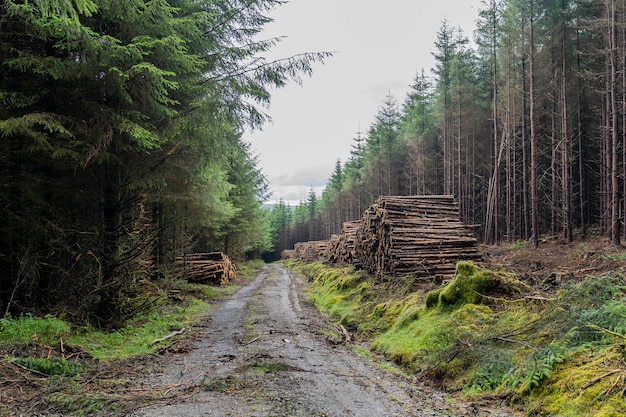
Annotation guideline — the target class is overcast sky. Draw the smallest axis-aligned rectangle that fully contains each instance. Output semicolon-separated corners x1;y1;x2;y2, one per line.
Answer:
244;0;484;206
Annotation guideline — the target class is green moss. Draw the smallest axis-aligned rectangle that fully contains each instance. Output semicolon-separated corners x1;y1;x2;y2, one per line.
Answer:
371;311;452;371
427;261;531;310
438;262;496;307
364;292;426;336
301;259;626;416
450;304;494;332
425;288;442;309
530;346;626;416
306;266;372;330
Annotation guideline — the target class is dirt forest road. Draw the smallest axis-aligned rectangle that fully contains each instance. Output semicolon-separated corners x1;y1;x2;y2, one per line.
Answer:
133;264;518;417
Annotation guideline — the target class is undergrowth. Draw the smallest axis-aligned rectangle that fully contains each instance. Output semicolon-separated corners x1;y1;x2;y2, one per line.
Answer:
68;297;211;361
0;268;252;416
296;259;626;416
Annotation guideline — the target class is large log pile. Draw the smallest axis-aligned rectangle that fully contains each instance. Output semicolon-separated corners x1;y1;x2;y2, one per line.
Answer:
354;195;481;279
175;252;236;285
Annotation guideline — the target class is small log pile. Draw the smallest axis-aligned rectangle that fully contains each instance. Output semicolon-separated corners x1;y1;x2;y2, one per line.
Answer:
294;240;329;263
281;249;297;259
355;195;481;279
175;252;236;285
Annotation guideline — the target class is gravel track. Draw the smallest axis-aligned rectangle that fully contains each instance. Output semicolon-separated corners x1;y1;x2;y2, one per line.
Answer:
132;264;519;417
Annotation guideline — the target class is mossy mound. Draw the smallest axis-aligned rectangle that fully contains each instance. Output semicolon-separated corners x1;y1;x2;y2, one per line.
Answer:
426;261;531;310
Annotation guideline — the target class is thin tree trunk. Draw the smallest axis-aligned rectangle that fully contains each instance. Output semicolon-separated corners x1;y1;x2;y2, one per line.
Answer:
530;0;539;247
576;26;586;236
609;0;621;245
622;4;626;242
551;80;558;237
485;0;500;244
505;62;513;241
562;22;572;243
522;56;531;240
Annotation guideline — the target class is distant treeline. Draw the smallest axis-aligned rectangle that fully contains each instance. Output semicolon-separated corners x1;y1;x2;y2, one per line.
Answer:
270;0;626;252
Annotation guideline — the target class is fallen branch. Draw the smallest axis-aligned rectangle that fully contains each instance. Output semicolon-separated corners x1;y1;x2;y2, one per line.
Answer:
586;324;626;341
10;360;50;378
582;369;622;389
335;324;351;342
493;336;533;349
245;335;261;345
149;328;186;346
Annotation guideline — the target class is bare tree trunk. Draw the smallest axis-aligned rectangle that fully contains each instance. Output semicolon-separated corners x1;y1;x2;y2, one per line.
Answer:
609;0;621;245
551;84;558;237
530;0;539;247
522;56;531;240
562;21;572;243
457;92;464;221
602;68;610;237
622;3;626;242
485;0;500;244
505;62;513;241
576;27;586;236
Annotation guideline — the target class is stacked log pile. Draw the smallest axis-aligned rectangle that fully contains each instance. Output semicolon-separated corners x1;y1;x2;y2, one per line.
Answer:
355;195;481;279
175;252;236;285
325;234;342;264
293;242;306;259
294;240;329;263
325;220;361;267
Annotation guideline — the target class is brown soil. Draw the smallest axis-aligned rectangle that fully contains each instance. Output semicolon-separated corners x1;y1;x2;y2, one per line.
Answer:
481;234;626;290
1;235;624;416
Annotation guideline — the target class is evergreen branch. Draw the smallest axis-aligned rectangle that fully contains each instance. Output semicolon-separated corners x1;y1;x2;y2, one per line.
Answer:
201;52;333;86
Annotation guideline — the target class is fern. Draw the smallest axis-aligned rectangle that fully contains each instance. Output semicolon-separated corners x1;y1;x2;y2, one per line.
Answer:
467;350;514;393
505;344;566;394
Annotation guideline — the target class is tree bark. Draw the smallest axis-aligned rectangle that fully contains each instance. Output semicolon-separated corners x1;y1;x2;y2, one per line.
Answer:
530;0;539;247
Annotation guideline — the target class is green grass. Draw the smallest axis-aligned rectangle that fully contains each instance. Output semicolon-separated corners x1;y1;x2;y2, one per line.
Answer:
46;391;114;416
68;297;211;361
0;314;71;347
601;252;626;261
0;274;241;362
0;256;267;365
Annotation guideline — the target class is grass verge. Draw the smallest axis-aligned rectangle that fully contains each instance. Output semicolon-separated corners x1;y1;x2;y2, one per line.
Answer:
292;259;626;416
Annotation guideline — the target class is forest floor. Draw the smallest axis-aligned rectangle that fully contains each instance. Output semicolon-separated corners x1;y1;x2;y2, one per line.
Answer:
480;232;626;289
1;234;625;416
